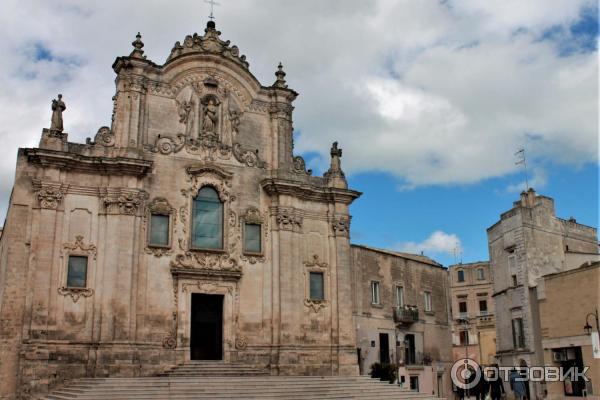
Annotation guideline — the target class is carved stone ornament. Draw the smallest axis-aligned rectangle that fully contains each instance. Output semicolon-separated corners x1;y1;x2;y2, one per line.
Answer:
166;21;249;69
304;299;328;313
235;335;248;350
93;126;115;147
37;188;64;209
63;235;97;260
103;191;146;215
142;198;175;257
274;208;302;232
332;216;350;237
304;254;328;269
148;134;266;168
293;156;312;175
57;287;94;303
170;252;241;272
162;334;176;349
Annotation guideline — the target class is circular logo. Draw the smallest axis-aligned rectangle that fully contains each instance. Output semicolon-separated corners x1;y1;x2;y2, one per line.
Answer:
451;358;481;390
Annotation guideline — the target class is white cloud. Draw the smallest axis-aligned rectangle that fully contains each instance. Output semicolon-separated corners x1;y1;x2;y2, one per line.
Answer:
397;231;462;257
0;0;597;222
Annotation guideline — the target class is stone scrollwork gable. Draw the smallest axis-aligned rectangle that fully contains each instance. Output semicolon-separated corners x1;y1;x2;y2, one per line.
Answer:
166;22;249;69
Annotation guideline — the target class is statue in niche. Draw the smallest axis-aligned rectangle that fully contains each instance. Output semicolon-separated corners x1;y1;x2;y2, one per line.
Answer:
221;94;240;147
176;98;195;136
50;94;66;132
202;98;218;133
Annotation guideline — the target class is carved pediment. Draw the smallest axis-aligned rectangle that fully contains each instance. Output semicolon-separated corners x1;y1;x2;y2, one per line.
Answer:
166;22;249;70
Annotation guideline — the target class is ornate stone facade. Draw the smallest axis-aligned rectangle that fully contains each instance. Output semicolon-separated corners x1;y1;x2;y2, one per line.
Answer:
0;21;361;399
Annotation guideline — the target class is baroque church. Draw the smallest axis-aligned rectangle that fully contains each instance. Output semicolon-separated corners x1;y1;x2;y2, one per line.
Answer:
0;21;360;397
0;21;453;399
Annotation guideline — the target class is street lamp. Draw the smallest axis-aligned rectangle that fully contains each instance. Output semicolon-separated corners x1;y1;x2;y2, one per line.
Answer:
584;309;599;336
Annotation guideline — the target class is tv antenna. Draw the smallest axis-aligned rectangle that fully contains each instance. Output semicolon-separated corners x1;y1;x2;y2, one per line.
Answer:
515;148;529;191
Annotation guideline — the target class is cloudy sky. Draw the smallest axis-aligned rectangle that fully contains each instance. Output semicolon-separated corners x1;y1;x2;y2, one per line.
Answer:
0;0;597;265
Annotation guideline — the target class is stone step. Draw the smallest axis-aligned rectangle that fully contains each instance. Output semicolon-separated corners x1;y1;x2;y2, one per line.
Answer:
44;375;441;400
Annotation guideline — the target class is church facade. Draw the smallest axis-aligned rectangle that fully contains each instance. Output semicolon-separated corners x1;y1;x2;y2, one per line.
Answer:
0;22;362;398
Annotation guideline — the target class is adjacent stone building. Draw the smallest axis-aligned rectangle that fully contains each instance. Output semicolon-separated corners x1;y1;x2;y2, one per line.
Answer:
488;188;598;399
351;245;453;397
537;261;600;399
448;261;496;366
0;22;362;399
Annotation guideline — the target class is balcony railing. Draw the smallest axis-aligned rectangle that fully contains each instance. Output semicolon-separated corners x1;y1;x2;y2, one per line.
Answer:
402;351;432;366
393;306;419;324
476;315;494;327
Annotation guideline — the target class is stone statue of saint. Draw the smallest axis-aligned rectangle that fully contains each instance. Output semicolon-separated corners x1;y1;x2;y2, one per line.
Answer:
202;99;218;133
50;94;66;132
176;99;195;136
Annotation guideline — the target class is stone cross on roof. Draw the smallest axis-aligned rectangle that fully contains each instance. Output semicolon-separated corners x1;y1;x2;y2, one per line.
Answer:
205;0;220;21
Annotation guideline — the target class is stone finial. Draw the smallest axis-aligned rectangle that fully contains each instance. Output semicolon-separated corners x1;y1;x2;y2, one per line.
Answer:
273;62;288;88
130;32;146;59
324;141;346;188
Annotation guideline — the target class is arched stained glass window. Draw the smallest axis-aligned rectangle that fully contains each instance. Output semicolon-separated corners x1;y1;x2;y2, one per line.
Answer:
191;187;223;250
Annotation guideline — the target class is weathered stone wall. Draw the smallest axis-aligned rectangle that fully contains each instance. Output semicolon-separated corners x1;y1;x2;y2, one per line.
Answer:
351;245;453;397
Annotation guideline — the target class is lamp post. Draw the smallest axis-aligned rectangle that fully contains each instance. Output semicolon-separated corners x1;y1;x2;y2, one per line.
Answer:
584;308;599;336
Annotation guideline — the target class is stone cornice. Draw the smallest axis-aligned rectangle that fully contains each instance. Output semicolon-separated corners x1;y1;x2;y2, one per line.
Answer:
261;178;361;205
25;148;152;177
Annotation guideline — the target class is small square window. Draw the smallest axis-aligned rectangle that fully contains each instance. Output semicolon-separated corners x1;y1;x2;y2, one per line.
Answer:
149;214;170;247
67;256;88;288
309;272;324;300
457;270;465;282
371;281;380;304
244;223;262;254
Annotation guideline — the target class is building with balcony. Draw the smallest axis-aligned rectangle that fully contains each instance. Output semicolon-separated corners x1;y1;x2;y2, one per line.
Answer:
449;261;497;366
488;189;598;399
351;245;452;397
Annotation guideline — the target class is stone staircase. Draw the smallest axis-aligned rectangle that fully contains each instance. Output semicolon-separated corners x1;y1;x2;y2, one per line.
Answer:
42;363;441;399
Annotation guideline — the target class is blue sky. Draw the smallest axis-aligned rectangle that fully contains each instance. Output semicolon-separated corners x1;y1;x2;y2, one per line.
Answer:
0;1;597;267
